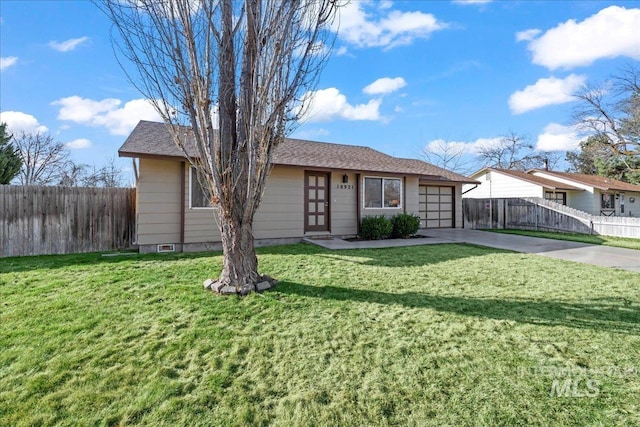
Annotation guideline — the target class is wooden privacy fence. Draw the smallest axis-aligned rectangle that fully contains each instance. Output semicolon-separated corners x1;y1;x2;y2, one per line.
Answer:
464;197;640;239
0;185;136;257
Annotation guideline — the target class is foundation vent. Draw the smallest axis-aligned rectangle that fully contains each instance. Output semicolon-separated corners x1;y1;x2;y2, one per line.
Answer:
157;244;176;253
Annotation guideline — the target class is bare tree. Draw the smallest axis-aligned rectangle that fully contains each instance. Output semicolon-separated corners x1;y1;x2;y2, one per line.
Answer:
96;0;339;292
79;157;125;187
14;132;72;185
476;131;560;171
573;64;640;173
58;160;125;188
421;140;473;175
59;163;90;187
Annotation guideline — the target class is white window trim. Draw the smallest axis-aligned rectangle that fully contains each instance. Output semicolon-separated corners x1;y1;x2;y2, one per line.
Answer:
189;166;214;210
362;176;403;209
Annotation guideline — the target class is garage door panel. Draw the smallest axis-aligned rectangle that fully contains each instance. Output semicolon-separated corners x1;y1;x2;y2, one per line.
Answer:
426;187;439;195
426;194;440;203
419;185;454;229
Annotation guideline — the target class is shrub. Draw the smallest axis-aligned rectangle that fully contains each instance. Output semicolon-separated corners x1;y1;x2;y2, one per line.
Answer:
359;215;392;240
390;213;421;238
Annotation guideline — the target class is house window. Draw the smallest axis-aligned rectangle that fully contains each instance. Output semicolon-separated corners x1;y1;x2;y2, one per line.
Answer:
601;193;614;210
190;167;212;209
364;177;402;208
544;191;566;205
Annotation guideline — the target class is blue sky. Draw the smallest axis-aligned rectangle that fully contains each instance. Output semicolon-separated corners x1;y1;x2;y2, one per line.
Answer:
1;0;639;180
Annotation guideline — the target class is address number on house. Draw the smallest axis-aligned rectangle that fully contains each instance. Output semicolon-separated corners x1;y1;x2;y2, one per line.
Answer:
336;184;354;190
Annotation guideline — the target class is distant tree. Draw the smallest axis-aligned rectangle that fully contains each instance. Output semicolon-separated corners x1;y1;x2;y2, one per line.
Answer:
14;132;71;185
59;163;90;187
477;131;560;171
421;140;473;175
94;157;124;187
566;134;640;184
573;64;639;175
0;123;22;184
58;157;125;187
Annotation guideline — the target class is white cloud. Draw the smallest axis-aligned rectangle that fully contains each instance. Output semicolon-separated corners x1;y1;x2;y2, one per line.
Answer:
65;138;91;149
52;96;162;135
536;123;581;151
1;56;18;71
508;74;586;114
515;29;541;42
425;137;503;156
300;87;382;122
0;111;49;134
524;6;640;70
335;1;448;49
293;128;330;140
335;46;349;56
49;36;89;52
363;77;407;95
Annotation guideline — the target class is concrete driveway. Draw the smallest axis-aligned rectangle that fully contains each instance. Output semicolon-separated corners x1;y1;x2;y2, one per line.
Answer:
421;229;640;273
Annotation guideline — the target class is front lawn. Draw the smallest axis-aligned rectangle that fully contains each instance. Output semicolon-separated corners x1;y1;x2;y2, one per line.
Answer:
490;229;640;250
1;244;639;426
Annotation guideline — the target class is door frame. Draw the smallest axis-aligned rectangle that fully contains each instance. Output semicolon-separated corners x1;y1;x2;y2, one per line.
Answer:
304;171;331;233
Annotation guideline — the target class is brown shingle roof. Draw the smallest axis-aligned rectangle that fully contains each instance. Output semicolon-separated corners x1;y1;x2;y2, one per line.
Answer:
479;168;583;191
119;120;477;183
530;170;640;192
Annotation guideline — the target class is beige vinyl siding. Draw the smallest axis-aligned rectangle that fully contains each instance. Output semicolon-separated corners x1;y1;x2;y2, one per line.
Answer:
137;159;467;247
454;183;463;227
463;170;544;199
182;166;221;243
331;172;358;236
253;167;305;239
404;176;420;217
136;158;181;245
182;166;306;242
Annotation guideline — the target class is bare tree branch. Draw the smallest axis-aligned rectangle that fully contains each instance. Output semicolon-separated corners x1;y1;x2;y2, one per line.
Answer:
95;0;339;290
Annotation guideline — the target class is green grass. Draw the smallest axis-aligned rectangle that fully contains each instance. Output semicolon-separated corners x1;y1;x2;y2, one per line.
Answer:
1;244;639;426
490;229;640;250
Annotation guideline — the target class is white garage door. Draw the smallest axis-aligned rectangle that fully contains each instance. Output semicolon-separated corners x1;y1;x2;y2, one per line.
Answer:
418;185;454;228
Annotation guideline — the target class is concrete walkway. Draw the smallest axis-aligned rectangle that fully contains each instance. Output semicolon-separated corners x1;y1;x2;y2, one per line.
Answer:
304;229;640;272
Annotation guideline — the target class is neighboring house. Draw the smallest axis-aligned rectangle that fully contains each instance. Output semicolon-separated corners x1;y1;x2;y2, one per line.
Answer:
464;167;640;217
119;121;477;253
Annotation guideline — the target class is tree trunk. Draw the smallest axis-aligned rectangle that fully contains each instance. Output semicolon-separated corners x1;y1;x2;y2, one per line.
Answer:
218;212;259;292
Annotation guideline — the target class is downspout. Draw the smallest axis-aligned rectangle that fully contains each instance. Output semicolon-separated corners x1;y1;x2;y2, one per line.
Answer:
356;173;361;236
180;162;186;250
461;184;478;229
462;184;478;195
403;176;407;213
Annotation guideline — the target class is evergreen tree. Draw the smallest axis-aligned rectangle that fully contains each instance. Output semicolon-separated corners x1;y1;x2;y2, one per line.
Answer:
0;123;22;184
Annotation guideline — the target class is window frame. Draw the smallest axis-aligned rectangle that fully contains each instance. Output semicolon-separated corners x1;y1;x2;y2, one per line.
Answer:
362;176;403;209
189;166;214;209
601;192;615;210
544;191;567;205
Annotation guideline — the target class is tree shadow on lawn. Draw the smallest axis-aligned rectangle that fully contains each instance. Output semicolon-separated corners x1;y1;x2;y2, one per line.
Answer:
278;282;640;335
